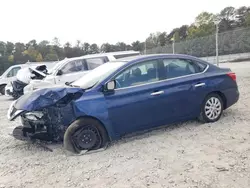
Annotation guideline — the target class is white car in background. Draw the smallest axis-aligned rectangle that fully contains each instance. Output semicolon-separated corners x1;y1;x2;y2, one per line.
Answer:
0;64;26;95
1;62;57;96
23;51;140;94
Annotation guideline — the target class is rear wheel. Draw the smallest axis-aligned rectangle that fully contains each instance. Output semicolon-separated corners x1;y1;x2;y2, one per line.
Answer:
199;93;223;123
0;85;6;95
63;118;109;154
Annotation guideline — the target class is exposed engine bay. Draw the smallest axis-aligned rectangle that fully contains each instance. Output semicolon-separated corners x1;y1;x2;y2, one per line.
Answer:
8;88;84;147
16;103;76;142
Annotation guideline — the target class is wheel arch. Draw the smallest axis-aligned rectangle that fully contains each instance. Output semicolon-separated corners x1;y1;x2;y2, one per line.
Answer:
0;83;7;88
75;115;112;141
0;84;7;94
206;91;227;109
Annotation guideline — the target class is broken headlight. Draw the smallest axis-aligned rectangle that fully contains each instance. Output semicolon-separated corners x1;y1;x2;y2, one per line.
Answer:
24;111;44;121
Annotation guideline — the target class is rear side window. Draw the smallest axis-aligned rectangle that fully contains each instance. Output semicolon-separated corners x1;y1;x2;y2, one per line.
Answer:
86;58;105;70
163;59;204;79
60;60;86;74
196;61;207;72
75;60;87;72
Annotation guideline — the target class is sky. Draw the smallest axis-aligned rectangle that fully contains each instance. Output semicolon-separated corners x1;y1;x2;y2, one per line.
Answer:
0;0;249;46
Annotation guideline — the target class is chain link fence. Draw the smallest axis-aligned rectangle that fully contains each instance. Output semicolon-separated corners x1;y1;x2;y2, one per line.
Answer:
146;27;250;63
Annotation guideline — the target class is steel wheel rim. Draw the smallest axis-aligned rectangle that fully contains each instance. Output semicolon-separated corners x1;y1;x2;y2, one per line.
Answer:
73;126;101;150
205;97;222;120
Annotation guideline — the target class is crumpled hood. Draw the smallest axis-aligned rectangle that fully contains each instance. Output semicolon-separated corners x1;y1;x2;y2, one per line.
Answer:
14;87;84;111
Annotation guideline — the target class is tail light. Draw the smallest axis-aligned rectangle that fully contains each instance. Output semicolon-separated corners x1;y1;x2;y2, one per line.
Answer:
227;72;236;81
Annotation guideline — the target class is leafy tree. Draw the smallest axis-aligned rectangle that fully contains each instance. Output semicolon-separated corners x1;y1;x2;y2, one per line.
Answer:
64;42;73;57
178;25;188;40
44;51;59;61
158;32;167;46
0;42;6;57
8;55;14;63
100;43;112;52
52;37;60;47
82;42;90;54
37;40;50;58
115;42;127;51
26;39;38;49
23;46;43;62
195;12;215;26
6;42;14;56
235;6;250;27
219;7;237;31
13;42;27;64
132;41;144;51
89;44;99;54
246;13;250;26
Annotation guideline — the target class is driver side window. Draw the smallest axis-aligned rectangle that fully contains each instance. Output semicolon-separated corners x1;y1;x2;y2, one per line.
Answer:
7;66;21;77
114;60;159;89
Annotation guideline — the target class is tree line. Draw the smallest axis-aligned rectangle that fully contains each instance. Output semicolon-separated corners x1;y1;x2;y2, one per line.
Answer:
0;6;250;74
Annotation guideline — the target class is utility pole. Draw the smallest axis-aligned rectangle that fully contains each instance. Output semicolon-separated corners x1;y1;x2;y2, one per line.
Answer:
172;38;175;54
215;23;219;66
214;17;220;66
144;40;147;54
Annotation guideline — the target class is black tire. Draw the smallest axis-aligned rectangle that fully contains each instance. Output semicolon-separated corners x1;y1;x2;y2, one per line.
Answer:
198;93;224;123
63;118;109;154
0;85;6;95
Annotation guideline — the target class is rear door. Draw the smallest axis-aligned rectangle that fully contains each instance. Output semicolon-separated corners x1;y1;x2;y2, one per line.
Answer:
85;57;107;70
156;58;208;120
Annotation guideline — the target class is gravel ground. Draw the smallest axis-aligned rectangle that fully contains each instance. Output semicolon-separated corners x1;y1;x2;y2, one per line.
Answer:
0;61;250;188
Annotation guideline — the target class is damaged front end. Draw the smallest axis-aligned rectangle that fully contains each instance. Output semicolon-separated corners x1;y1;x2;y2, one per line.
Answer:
8;87;84;142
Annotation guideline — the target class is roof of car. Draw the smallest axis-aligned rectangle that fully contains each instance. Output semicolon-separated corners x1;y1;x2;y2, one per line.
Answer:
113;54;206;63
82;51;140;58
57;50;140;62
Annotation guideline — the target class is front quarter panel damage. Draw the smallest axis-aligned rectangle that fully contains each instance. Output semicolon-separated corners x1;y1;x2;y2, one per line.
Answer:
9;87;84;141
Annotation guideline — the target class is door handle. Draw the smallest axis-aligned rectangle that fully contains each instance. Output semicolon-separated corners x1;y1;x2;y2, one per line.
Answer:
194;83;205;87
150;91;164;96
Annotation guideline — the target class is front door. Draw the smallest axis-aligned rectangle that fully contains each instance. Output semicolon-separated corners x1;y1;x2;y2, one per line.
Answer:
105;59;167;135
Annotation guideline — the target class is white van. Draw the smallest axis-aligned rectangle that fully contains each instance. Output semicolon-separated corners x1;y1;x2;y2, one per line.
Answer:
0;65;26;95
24;51;140;94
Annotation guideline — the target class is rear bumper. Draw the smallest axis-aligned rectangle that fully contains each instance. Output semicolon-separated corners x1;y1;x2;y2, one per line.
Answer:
223;87;239;109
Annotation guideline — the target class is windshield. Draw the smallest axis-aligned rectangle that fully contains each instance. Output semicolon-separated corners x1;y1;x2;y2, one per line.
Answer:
0;67;12;77
72;62;126;89
47;60;68;75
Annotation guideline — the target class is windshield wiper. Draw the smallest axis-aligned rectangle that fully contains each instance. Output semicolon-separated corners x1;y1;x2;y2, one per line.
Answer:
65;82;80;88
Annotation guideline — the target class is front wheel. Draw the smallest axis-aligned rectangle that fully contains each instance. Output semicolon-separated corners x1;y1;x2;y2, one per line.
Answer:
63;118;109;154
199;93;224;123
0;85;6;95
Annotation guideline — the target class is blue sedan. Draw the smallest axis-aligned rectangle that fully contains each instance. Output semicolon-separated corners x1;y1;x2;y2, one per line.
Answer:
7;54;239;153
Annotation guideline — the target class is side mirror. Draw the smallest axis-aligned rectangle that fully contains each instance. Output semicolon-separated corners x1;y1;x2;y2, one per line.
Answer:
57;70;63;76
104;80;116;91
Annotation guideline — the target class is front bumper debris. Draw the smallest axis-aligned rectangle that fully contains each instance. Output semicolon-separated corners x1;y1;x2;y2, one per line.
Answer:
7;100;24;121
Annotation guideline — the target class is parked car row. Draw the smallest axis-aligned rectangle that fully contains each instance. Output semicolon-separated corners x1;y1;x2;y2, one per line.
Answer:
1;51;140;99
6;53;239;154
0;62;57;96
